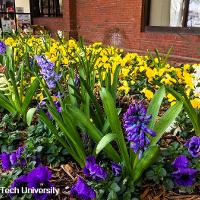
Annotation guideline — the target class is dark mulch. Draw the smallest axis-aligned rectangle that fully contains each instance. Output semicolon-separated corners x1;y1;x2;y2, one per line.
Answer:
140;185;200;200
49;162;81;200
49;161;200;200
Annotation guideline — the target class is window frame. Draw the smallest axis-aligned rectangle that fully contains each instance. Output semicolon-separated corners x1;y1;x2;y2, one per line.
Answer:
30;0;63;18
142;0;200;34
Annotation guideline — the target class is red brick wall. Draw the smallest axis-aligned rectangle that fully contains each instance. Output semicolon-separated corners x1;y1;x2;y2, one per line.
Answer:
33;0;200;62
76;0;200;62
32;0;70;37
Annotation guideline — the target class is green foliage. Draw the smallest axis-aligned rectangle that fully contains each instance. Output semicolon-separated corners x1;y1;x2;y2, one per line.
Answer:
95;87;182;182
166;85;200;136
89;173;140;199
145;139;200;192
0;47;39;123
26;120;68;166
38;39;121;166
96;133;118;155
147;85;165;129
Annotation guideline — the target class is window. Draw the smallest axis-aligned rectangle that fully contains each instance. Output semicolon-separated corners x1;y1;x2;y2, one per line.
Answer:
143;0;200;33
0;0;31;33
31;0;62;17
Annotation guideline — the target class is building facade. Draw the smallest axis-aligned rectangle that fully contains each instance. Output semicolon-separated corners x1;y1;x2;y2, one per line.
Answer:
1;0;200;62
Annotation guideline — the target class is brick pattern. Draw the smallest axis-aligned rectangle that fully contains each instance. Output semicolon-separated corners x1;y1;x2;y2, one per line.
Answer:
32;0;70;37
32;0;200;62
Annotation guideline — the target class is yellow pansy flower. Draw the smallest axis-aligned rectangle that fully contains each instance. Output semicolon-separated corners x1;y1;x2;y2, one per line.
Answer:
118;81;130;94
142;88;153;100
191;98;200;109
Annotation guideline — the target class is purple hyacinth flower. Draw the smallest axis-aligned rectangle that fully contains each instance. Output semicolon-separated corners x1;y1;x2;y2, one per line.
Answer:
111;162;122;176
46;111;53;120
1;152;11;170
185;136;200;157
74;73;80;89
83;156;107;181
172;168;197;186
172;155;189;169
37;99;47;111
37;98;62;120
54;100;62;113
35;55;61;90
70;177;96;200
0;41;7;54
123;101;156;157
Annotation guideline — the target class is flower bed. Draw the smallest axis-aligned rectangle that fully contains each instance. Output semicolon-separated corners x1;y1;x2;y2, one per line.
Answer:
0;33;199;200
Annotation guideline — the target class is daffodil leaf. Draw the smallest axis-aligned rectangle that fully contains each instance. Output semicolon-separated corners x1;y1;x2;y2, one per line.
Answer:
147;86;165;130
96;133;118;155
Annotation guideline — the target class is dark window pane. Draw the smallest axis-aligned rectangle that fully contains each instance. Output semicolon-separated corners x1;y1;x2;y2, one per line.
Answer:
0;0;15;12
31;0;62;17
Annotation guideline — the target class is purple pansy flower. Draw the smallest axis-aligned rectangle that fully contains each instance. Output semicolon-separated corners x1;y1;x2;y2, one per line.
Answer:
70;176;96;200
26;166;53;200
10;152;17;166
171;155;197;187
185;136;200;157
123;102;156;157
172;168;197;187
83;156;107;181
172;155;189;169
0;41;7;54
1;146;26;171
10;174;27;189
1;152;11;170
10;166;53;200
111;162;122;176
16;146;25;159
